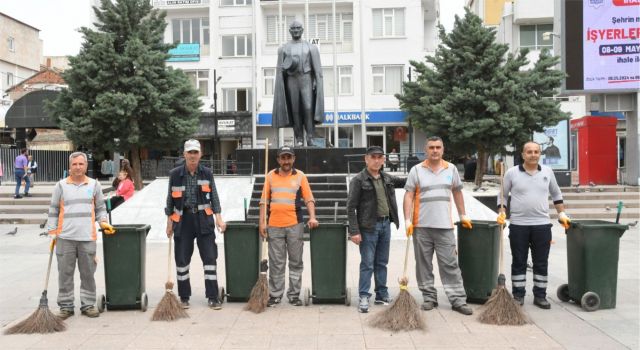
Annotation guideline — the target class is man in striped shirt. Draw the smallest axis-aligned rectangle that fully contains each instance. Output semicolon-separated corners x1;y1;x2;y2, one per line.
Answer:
403;136;474;316
47;152;113;319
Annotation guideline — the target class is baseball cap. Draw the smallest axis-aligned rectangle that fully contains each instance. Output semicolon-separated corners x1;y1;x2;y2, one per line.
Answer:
366;145;384;155
277;146;295;156
184;139;201;152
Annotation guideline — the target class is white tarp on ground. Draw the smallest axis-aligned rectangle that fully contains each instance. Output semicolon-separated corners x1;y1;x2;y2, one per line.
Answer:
108;176;497;242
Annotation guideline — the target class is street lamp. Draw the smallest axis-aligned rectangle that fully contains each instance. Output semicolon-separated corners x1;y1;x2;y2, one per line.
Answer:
211;69;222;161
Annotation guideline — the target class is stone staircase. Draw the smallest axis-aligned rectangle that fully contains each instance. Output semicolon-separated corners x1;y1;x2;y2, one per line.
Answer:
0;182;114;225
550;185;639;222
246;174;348;224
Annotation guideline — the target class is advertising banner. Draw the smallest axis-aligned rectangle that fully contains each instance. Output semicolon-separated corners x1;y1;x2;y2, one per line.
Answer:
533;120;570;170
583;0;640;90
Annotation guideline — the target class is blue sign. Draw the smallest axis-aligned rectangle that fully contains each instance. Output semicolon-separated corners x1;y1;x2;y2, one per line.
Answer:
167;43;200;62
257;110;407;125
590;111;625;120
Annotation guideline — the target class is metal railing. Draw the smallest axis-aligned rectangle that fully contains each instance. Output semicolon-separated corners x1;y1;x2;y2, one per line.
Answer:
141;157;254;179
345;152;425;177
1;148;72;183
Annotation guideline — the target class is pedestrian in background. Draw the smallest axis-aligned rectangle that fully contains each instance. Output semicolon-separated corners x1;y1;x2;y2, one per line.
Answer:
27;155;38;187
14;148;30;199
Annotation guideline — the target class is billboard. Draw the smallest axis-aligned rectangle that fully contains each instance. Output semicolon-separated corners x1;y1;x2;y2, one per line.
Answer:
533;120;570;170
562;0;640;93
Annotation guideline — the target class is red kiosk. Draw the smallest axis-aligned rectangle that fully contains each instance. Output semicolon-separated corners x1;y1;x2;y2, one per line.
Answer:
570;116;618;186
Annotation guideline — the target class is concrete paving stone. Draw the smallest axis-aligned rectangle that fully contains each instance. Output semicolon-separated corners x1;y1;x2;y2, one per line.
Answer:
80;334;136;350
125;333;179;349
363;333;415;349
0;334;44;350
410;331;464;348
222;334;271;349
25;331;92;349
269;334;318;349
171;333;227;349
316;334;366;350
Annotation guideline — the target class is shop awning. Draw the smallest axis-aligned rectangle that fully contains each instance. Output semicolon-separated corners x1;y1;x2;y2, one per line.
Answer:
5;90;60;128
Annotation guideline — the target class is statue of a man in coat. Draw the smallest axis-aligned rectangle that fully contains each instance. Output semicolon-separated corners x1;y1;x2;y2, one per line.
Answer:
272;20;324;147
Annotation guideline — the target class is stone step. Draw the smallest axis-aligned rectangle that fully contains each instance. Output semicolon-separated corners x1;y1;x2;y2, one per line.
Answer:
0;214;48;225
0;198;52;205
551;200;639;209
560;186;638;193
550;208;639;220
561;192;639;200
0;205;49;214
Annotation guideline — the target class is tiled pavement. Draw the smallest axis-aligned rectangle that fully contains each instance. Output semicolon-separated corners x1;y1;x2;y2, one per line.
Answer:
0;220;637;349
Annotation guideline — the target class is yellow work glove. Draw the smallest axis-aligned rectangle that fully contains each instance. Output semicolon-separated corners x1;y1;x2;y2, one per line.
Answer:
558;212;571;230
405;220;414;237
460;215;473;229
497;212;506;225
100;222;116;235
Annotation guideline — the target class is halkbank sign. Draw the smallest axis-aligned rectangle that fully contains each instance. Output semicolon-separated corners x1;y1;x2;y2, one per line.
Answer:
257;110;406;125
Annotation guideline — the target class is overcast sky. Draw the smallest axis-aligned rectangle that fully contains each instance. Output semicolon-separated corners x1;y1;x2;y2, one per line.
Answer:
0;0;465;57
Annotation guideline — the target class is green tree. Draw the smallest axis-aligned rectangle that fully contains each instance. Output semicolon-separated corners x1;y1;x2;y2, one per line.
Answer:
48;0;202;189
398;9;568;186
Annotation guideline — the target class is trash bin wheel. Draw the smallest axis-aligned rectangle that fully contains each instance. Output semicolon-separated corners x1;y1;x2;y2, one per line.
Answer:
140;292;148;312
344;288;351;306
219;286;225;303
581;291;600;312
304;288;310;306
556;284;571;303
97;294;106;313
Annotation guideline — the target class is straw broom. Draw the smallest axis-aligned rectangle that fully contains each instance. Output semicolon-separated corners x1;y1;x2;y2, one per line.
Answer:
5;238;66;334
245;138;270;313
152;239;189;321
478;163;528;325
369;228;425;332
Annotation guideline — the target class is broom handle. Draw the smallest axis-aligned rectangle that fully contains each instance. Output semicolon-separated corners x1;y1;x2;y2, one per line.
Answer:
261;138;269;261
402;234;411;278
167;238;173;281
44;238;56;289
498;162;505;275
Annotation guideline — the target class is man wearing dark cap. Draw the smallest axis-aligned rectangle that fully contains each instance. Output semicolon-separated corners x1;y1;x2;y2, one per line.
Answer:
259;146;318;307
347;145;405;313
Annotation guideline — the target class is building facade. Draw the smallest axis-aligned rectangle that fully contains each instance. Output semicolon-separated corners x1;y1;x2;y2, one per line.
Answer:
154;0;440;161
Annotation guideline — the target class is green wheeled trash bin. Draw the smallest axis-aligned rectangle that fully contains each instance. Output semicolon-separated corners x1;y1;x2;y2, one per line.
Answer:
221;222;260;302
97;224;150;312
304;223;351;306
557;220;628;312
456;220;500;304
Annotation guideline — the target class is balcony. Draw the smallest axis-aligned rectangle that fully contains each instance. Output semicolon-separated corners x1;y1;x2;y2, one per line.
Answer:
152;0;210;9
513;0;553;25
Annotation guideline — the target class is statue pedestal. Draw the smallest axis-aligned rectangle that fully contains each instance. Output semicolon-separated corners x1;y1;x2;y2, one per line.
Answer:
236;147;367;174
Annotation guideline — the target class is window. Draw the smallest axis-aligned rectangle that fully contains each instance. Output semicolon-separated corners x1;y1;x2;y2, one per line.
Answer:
307;13;353;44
6;72;14;87
223;88;253;112
184;70;209;97
222;34;252;57
519;24;553;50
7;37;15;52
372;65;403;95
321;66;353;96
372;8;405;37
221;0;251;5
263;68;275;96
265;15;296;44
171;17;210;55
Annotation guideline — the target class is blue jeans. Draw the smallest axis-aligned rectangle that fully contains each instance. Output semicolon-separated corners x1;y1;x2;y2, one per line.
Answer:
15;169;30;196
358;219;391;299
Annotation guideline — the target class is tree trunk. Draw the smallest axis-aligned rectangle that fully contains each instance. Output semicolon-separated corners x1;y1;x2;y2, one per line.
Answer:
131;146;143;190
474;148;488;187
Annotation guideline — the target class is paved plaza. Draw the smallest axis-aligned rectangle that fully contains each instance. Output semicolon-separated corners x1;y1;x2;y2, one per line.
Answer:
0;217;637;349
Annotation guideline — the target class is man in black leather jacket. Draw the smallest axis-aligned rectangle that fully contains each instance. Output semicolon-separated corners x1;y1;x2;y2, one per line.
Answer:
347;146;405;313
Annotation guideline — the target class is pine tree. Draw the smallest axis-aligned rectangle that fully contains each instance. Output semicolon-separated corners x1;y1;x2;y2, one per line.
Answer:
48;0;202;189
398;9;568;186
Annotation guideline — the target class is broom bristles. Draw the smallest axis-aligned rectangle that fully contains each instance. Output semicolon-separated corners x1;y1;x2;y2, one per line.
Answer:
151;282;189;321
244;274;269;313
368;285;425;332
478;285;528;325
5;304;66;334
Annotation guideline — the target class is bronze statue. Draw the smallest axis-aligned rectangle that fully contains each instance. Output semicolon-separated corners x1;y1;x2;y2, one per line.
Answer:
272;20;324;147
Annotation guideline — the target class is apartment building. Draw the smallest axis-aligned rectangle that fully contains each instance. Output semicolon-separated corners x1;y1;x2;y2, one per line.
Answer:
154;0;440;160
